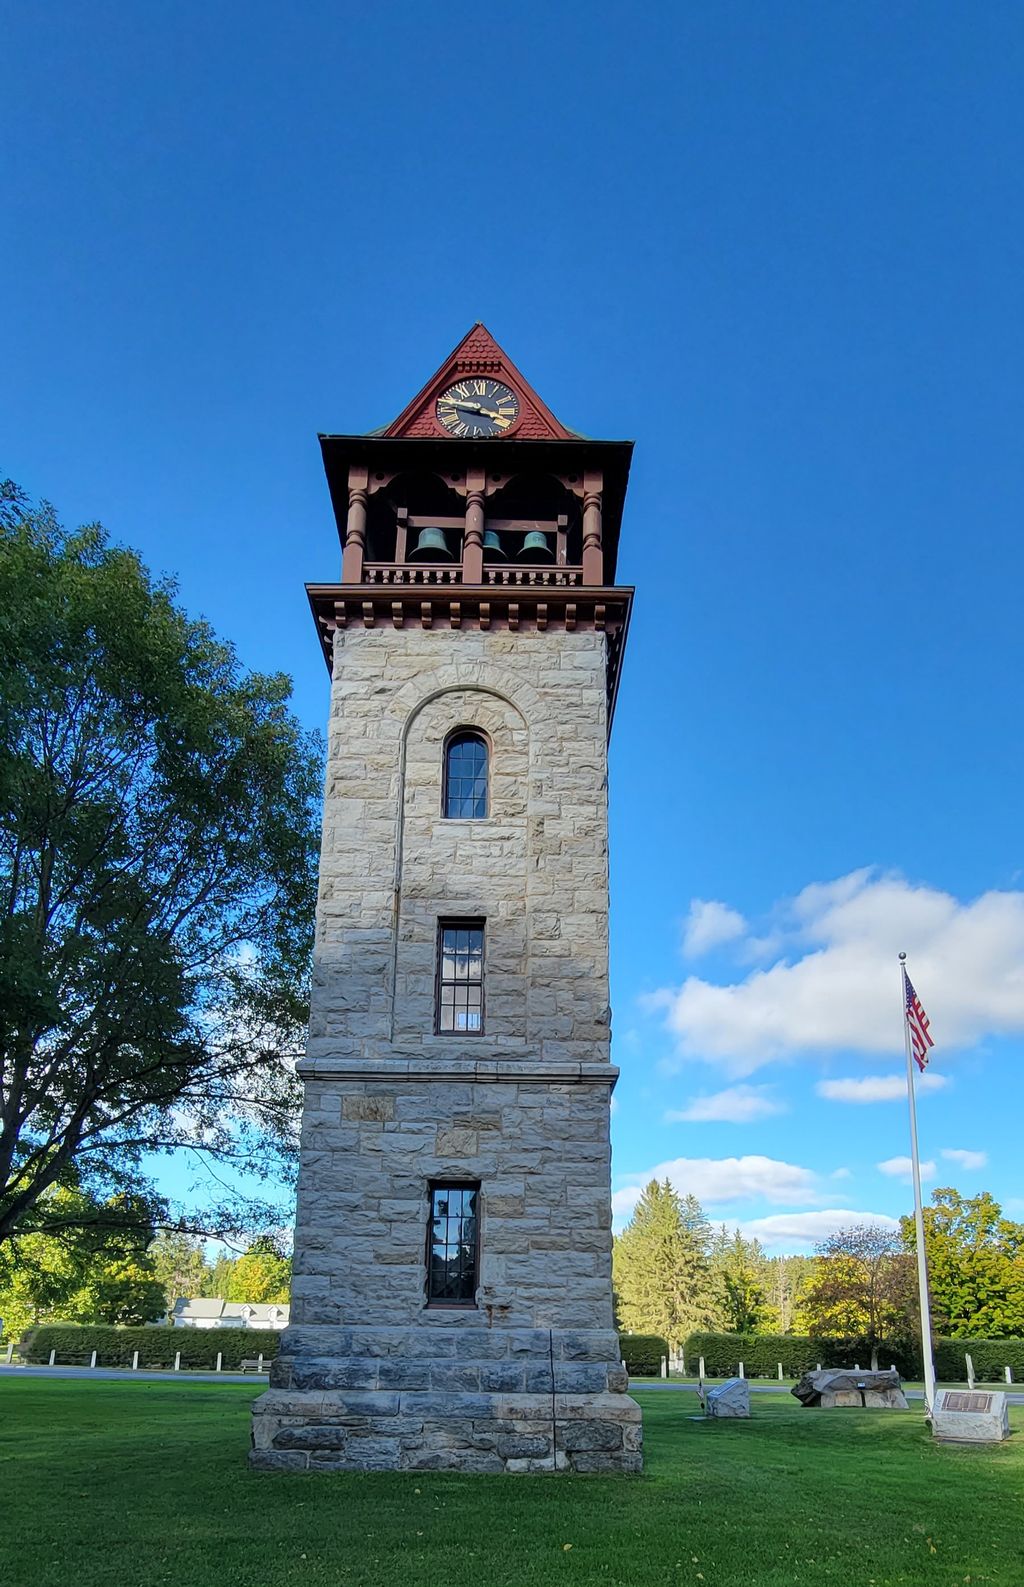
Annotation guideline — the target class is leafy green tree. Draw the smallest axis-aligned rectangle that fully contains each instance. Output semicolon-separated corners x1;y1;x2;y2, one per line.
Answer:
613;1180;719;1346
0;1183;165;1338
0;486;322;1248
149;1232;210;1306
224;1234;290;1304
798;1224;915;1369
902;1188;1024;1339
712;1227;770;1334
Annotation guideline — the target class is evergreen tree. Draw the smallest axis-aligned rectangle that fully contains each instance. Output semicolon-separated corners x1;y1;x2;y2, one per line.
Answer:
712;1228;770;1334
613;1179;718;1346
763;1254;813;1333
149;1232;210;1306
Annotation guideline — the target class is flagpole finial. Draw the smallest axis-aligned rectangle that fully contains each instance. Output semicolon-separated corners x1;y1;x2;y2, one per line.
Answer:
899;952;907;962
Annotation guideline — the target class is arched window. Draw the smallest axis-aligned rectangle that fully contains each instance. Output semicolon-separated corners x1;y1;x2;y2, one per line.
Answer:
444;731;489;819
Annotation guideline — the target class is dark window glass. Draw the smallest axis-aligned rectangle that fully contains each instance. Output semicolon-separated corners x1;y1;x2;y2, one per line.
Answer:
436;921;484;1034
444;732;488;819
427;1183;479;1305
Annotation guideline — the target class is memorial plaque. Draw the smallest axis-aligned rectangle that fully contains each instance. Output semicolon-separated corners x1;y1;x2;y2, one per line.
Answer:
943;1392;992;1413
932;1388;1010;1444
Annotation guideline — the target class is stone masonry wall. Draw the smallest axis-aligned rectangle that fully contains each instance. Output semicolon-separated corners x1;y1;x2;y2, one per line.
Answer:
251;626;641;1473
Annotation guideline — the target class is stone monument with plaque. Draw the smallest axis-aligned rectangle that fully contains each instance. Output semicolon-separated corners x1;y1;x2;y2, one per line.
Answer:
931;1389;1010;1443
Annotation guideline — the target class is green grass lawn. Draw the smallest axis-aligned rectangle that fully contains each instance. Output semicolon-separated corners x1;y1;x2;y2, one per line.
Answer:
1;1380;1022;1587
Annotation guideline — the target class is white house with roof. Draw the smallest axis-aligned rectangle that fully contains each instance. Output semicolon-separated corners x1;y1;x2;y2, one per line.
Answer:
169;1298;289;1330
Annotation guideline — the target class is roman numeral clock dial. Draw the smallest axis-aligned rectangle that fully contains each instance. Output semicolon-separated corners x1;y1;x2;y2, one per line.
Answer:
435;379;520;438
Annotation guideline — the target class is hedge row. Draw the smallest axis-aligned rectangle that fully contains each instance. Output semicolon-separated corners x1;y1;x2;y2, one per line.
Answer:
21;1325;283;1371
934;1337;1024;1382
684;1331;1024;1382
620;1334;669;1376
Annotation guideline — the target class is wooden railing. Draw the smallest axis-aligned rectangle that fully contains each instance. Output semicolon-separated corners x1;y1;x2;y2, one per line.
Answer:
361;563;584;588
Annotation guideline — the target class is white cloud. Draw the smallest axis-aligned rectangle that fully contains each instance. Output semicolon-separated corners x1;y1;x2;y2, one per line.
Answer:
739;1209;900;1251
817;1073;948;1103
940;1147;988;1171
614;1154;820;1220
682;899;748;957
831;1167;852;1180
653;868;1024;1073
878;1156;936;1181
665;1084;785;1124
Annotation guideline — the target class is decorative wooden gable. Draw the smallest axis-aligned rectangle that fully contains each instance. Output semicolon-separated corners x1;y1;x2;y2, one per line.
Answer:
382;323;577;441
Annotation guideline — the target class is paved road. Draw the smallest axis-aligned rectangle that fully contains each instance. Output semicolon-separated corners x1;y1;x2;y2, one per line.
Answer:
634;1380;1024;1406
0;1364;266;1384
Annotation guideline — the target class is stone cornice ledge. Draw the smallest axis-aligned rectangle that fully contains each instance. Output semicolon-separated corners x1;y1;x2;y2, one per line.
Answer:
297;1057;620;1087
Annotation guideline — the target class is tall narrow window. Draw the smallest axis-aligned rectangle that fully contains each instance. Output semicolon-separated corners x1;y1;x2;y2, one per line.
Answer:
427;1183;479;1306
436;920;484;1033
444;731;488;818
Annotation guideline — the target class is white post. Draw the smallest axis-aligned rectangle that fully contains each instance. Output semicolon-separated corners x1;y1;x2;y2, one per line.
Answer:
661;1356;667;1378
965;1353;975;1389
778;1362;784;1380
5;1342;13;1364
132;1350;139;1371
738;1361;744;1379
216;1351;223;1373
899;954;937;1413
698;1355;705;1379
816;1363;821;1371
174;1351;181;1373
257;1353;264;1373
48;1349;56;1366
1006;1366;1012;1385
90;1351;97;1369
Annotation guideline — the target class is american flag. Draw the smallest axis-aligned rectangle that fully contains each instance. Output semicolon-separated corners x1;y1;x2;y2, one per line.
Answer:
904;970;934;1072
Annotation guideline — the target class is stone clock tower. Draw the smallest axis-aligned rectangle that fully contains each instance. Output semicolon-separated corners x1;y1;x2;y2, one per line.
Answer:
251;326;641;1473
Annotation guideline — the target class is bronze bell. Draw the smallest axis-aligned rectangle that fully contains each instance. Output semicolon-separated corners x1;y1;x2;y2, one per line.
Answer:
482;529;507;562
518;529;554;563
408;527;453;561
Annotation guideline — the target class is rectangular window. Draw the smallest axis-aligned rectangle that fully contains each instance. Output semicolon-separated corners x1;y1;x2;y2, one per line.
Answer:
427;1183;480;1306
436;920;484;1034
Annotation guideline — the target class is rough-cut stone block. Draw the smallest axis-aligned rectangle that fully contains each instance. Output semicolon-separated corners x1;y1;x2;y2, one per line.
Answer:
706;1377;750;1419
561;1420;624;1452
932;1390;1010;1443
249;1450;310;1472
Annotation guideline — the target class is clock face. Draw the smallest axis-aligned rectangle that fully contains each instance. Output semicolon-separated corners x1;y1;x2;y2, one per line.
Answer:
436;378;520;438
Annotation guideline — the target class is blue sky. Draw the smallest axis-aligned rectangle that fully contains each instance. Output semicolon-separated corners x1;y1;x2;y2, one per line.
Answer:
4;2;1023;1250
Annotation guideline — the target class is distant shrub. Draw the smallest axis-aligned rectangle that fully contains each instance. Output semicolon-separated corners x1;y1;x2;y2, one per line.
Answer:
684;1331;1024;1383
683;1332;918;1379
620;1334;669;1376
21;1324;282;1370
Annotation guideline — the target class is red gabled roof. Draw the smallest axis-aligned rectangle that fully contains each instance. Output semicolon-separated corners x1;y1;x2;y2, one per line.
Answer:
382;323;578;440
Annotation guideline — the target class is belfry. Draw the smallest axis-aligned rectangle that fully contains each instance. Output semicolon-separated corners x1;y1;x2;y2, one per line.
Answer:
251;326;642;1472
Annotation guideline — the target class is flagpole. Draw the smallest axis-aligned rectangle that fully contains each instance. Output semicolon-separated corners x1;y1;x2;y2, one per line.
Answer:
899;952;937;1414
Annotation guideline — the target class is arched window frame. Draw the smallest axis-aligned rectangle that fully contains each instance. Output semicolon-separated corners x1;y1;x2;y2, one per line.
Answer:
442;728;491;820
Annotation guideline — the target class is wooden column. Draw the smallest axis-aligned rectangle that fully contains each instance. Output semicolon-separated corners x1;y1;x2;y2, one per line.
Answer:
582;468;604;584
463;468;485;583
341;464;369;583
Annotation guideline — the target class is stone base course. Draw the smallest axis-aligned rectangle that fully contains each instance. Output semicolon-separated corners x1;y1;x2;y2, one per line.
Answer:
251;1388;641;1474
251;1325;641;1473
